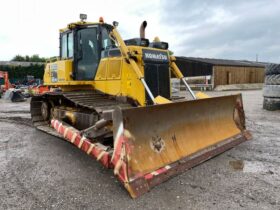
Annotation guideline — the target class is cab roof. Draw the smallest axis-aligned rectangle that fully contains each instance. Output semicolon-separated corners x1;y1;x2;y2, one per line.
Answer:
59;21;102;33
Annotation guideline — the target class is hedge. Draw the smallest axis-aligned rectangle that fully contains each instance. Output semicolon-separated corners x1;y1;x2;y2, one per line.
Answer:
0;64;44;83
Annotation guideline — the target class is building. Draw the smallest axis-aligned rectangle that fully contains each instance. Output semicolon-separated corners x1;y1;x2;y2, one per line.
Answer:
175;57;266;88
0;61;44;67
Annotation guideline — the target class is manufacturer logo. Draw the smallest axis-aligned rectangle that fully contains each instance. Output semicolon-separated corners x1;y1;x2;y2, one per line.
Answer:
143;49;169;63
144;53;168;60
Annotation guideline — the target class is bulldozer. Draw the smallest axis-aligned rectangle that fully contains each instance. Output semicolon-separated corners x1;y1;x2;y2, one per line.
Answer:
31;14;251;198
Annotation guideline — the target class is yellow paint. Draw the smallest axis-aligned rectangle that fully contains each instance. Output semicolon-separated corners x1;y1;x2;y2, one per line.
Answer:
43;21;191;107
195;92;210;99
65;111;76;124
60;21;99;33
95;59;108;80
170;57;184;79
154;95;172;104
122;94;243;179
43;44;147;106
44;60;73;84
94;55;145;105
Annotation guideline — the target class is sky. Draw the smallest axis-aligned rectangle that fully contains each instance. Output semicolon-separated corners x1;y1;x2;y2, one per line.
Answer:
0;0;279;62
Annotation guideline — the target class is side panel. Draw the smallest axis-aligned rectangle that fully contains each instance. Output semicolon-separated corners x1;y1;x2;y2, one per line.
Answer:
122;59;145;105
95;57;122;80
107;58;122;79
95;59;108;80
94;56;146;106
94;57;122;96
57;60;73;82
44;60;73;84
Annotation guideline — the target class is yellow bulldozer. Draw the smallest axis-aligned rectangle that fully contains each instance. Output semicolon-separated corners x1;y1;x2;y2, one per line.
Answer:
31;14;251;198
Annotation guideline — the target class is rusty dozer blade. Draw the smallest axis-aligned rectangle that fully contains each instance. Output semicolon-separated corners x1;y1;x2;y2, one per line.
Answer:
111;94;251;198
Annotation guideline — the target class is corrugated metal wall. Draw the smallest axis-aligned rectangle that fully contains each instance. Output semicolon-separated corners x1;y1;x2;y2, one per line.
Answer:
175;59;212;77
174;58;265;87
213;66;264;87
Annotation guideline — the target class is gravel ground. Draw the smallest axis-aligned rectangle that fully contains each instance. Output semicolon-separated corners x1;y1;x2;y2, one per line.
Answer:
0;90;279;210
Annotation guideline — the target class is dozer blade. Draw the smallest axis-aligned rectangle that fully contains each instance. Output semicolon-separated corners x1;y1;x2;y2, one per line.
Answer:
111;94;251;198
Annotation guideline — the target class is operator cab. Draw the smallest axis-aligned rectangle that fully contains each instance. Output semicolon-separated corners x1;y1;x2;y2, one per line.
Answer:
59;15;114;80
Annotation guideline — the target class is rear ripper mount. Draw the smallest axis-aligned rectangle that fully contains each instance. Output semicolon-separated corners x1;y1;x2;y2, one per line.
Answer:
31;91;251;198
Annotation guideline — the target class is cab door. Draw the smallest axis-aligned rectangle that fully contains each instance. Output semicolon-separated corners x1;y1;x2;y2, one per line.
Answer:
74;26;100;80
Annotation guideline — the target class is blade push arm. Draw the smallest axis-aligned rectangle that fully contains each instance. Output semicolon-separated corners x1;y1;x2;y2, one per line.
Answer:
170;56;197;99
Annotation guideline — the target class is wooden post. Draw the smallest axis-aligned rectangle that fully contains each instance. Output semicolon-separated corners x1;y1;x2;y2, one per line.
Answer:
227;72;232;85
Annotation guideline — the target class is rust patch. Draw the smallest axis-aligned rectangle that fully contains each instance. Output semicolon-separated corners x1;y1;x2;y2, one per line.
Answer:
234;96;246;131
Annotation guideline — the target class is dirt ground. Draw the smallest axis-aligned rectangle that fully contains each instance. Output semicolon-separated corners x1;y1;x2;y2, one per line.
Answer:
0;90;279;210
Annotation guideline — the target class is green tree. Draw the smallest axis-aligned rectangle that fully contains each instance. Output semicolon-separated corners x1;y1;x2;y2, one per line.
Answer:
11;55;25;61
25;55;30;62
30;54;40;62
11;54;47;62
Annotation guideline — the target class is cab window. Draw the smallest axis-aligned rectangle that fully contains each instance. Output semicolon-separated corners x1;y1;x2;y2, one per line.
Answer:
61;34;67;58
101;27;114;50
68;33;73;57
60;32;74;59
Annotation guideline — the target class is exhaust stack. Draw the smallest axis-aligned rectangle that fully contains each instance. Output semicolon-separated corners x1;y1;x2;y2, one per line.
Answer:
140;21;147;38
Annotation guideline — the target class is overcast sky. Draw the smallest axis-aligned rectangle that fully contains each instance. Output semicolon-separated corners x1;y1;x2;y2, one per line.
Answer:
0;0;279;62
